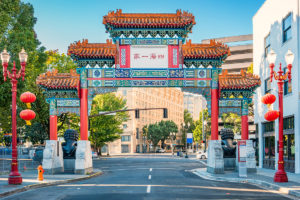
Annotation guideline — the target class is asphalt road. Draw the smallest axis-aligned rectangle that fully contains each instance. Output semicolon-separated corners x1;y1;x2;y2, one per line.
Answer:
3;155;294;200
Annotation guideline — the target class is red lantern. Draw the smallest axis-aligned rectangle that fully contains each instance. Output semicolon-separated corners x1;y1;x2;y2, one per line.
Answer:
20;109;36;125
261;93;276;105
20;92;36;108
264;110;279;121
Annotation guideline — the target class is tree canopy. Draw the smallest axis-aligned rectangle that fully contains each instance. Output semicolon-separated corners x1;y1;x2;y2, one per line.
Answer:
89;93;129;155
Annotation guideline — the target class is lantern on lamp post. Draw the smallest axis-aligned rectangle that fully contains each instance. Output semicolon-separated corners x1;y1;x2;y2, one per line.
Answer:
266;49;294;183
0;48;28;185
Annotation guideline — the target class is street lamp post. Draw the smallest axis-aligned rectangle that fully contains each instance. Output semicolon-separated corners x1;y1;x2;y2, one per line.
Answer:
267;49;294;183
170;132;176;157
1;48;28;185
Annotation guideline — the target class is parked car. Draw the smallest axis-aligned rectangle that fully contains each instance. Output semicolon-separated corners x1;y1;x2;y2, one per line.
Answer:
155;148;165;153
92;151;98;158
196;151;207;159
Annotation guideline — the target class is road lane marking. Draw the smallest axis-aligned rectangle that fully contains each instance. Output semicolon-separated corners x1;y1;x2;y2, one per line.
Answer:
150;168;152;172
148;175;151;180
147;185;151;193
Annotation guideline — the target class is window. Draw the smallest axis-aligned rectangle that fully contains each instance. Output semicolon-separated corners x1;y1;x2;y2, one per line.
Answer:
262;121;274;133
264;78;271;94
136;128;139;139
121;135;131;142
123;124;127;129
283;13;292;43
284;68;292;95
264;136;275;159
283;116;294;130
264;33;271;57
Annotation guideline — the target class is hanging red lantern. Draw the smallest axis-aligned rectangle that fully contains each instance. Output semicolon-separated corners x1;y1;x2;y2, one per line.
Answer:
261;93;276;105
20;92;36;109
264;110;279;121
20;109;36;125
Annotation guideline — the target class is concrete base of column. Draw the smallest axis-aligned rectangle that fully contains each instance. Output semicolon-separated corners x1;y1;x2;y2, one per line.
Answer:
42;140;64;174
207;140;224;174
75;140;93;174
236;140;257;173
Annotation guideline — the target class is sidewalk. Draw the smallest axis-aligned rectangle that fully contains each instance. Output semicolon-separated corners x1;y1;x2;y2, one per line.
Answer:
0;169;102;198
192;167;300;198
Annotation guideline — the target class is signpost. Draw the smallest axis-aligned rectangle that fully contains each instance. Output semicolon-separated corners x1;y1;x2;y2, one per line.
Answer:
238;140;247;178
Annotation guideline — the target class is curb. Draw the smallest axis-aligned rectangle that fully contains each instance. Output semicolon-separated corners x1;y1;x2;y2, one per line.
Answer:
0;170;103;198
192;169;300;198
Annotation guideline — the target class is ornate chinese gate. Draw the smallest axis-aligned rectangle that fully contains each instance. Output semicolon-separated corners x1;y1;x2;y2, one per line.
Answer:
37;10;260;174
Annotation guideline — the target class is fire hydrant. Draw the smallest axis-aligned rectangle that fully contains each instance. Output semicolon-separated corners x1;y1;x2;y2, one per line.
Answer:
37;165;44;181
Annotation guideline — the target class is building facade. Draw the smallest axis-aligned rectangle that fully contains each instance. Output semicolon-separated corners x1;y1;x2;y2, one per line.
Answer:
106;88;184;154
202;34;253;73
253;0;300;173
183;93;206;120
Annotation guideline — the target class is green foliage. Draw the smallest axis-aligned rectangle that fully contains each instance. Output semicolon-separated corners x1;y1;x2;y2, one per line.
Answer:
247;63;253;74
57;113;80;137
23;122;49;145
146;120;178;150
221;113;241;134
193;108;210;143
0;0;49;145
46;50;77;73
180;109;195;145
89;93;129;155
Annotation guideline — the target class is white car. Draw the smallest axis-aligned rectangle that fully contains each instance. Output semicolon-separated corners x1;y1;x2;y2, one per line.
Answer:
196;151;207;159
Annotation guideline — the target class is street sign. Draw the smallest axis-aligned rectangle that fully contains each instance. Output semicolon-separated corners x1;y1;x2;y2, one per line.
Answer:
238;140;247;178
187;133;193;144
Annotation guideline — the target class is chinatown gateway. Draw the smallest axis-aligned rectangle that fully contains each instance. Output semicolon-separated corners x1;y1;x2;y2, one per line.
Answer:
36;9;260;174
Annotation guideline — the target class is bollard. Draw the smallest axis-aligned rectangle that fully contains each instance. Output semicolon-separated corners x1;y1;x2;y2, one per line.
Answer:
37;165;44;181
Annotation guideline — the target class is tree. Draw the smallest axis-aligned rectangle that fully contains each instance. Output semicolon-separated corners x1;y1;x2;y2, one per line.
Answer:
0;1;49;144
46;50;77;73
147;123;162;152
193;109;210;143
180;109;195;145
221;113;241;134
89;93;129;156
159;120;178;148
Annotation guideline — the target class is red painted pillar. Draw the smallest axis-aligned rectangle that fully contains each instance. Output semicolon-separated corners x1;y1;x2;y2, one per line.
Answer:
49;115;57;140
211;89;219;140
80;88;88;140
241;99;249;140
241;115;249;140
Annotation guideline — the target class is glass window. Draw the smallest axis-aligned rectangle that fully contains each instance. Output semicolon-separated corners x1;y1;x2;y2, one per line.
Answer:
123;124;127;129
136;128;139;139
283;68;292;95
284;134;295;160
265;34;271;57
121;135;131;142
283;116;294;130
265;78;271;94
283;13;292;43
262;121;274;133
264;136;275;159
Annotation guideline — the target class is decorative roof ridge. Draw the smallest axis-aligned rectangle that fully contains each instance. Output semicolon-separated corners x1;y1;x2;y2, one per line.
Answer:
219;69;260;80
184;39;230;53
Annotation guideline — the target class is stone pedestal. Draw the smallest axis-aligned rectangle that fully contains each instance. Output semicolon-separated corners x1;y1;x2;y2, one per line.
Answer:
236;140;257;173
42;140;64;174
64;159;75;173
75;140;93;174
224;158;236;171
207;140;224;174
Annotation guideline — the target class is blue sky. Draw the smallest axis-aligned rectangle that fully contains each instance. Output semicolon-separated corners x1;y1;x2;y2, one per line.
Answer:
25;0;265;53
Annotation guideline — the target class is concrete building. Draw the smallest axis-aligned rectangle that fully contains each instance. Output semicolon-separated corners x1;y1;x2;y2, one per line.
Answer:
253;0;300;173
202;34;253;73
105;88;184;154
183;93;206;120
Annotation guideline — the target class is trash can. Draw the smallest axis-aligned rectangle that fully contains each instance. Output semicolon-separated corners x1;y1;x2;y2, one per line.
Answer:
177;151;179;156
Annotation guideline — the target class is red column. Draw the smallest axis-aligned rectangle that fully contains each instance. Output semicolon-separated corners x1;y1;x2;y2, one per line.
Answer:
211;89;219;140
241;115;249;140
274;81;288;182
80;88;88;140
49;115;57;140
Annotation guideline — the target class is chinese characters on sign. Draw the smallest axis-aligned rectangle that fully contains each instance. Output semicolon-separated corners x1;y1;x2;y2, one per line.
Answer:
133;53;165;60
130;45;168;68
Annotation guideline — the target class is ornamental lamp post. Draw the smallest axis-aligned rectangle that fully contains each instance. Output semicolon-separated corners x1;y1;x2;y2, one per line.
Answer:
267;49;294;183
1;48;28;185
